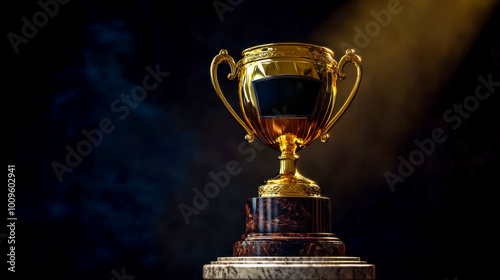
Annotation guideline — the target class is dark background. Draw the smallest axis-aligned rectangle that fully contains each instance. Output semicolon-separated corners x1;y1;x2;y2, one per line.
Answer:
2;0;499;279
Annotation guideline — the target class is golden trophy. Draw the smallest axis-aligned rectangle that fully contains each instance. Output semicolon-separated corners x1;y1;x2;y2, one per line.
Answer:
204;43;375;280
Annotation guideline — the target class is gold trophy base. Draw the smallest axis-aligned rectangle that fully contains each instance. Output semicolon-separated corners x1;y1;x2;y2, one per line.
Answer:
258;177;320;197
258;134;322;197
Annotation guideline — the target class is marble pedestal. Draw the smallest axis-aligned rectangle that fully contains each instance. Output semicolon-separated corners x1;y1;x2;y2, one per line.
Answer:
203;257;375;280
203;197;375;280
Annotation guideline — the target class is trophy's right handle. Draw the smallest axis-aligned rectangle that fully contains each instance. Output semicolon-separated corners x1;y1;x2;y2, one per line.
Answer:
320;49;362;143
210;49;255;142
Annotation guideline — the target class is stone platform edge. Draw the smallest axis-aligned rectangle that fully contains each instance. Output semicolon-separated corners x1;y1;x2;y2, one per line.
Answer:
203;256;375;280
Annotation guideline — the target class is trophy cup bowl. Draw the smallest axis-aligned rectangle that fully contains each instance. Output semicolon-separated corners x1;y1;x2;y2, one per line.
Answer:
210;43;362;198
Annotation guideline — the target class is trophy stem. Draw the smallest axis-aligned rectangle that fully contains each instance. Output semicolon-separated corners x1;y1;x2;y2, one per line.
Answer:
278;133;300;176
278;154;298;175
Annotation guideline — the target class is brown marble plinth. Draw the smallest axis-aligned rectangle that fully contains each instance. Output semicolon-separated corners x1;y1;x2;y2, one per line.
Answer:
203;196;376;279
233;197;345;257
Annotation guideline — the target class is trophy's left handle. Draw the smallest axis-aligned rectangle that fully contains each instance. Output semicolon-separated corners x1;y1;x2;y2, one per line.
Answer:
210;49;255;142
320;49;363;142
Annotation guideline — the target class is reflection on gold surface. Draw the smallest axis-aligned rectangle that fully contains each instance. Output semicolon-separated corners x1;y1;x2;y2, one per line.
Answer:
211;43;362;197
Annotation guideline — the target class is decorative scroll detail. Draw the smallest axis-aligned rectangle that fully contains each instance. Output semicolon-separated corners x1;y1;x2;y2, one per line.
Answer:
258;184;321;197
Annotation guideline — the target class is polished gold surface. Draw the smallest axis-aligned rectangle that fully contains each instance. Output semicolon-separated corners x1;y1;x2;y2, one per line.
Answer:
210;49;255;143
210;43;362;197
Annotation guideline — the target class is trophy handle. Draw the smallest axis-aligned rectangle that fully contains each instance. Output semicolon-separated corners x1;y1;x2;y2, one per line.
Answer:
320;49;362;143
210;49;255;142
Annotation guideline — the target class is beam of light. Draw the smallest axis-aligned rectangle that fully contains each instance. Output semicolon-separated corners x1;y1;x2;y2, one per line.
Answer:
303;0;498;192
